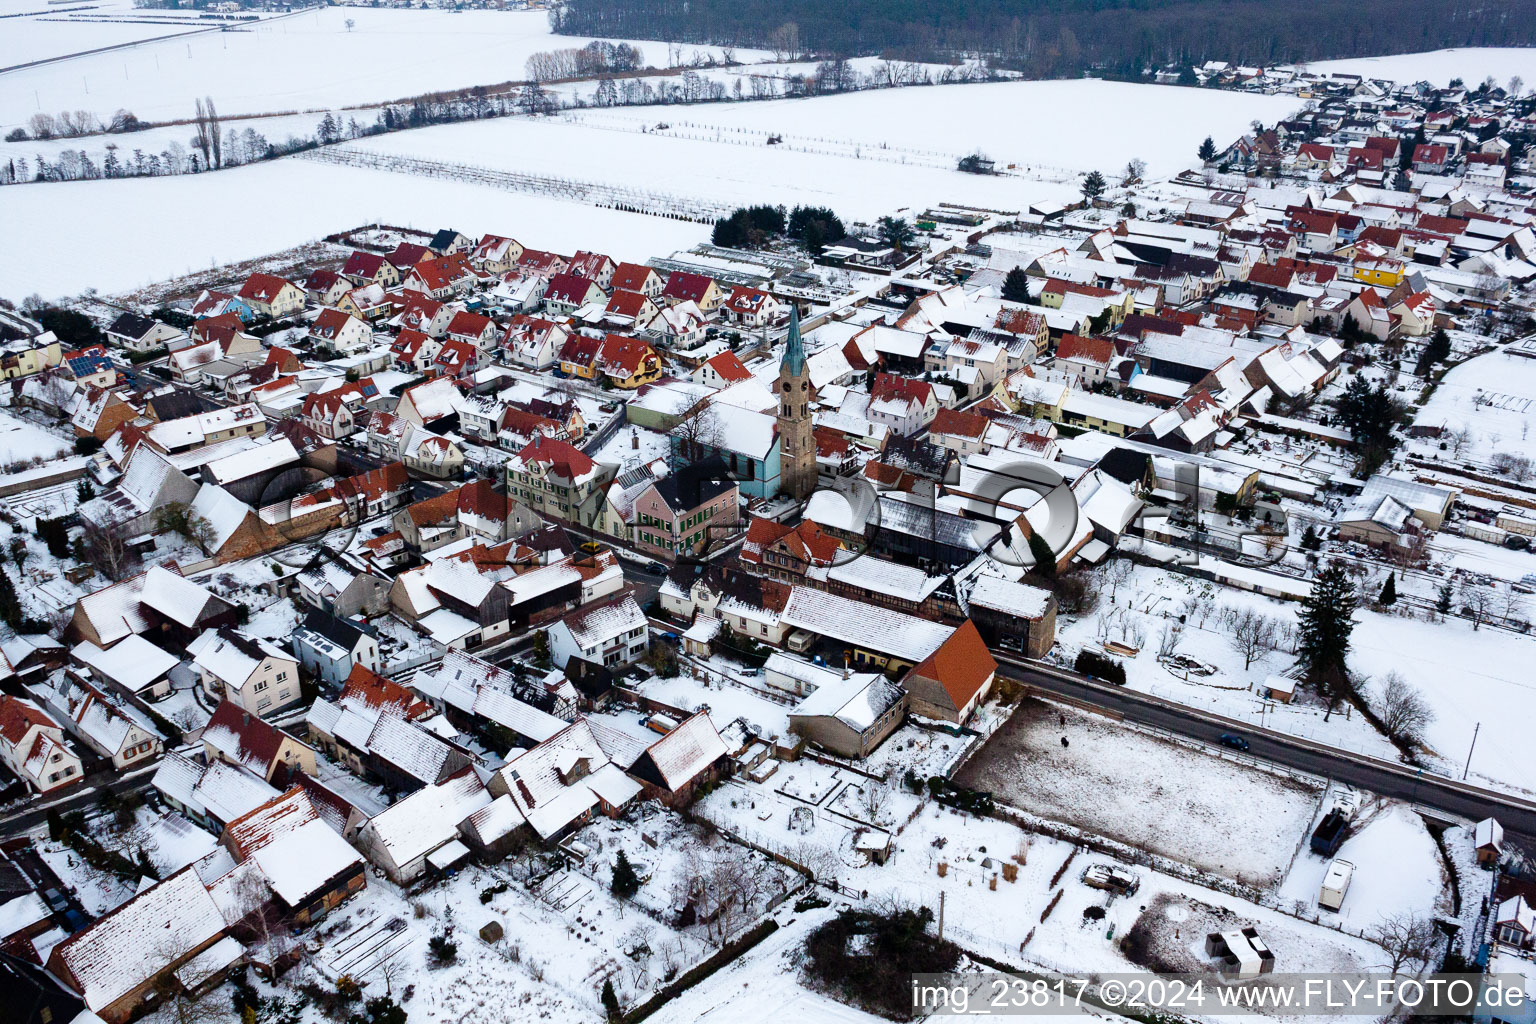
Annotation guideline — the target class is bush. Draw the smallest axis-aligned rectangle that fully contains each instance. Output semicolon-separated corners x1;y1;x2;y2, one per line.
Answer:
804;908;959;1019
479;881;509;904
1074;650;1126;686
428;929;457;966
73;436;103;455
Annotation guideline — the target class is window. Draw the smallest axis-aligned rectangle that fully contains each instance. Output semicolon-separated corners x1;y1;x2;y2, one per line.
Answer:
253;680;268;693
276;671;288;683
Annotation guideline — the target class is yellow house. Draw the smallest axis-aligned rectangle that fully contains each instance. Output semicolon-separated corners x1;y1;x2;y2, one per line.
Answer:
1352;258;1404;288
0;335;62;380
557;333;603;380
597;335;663;390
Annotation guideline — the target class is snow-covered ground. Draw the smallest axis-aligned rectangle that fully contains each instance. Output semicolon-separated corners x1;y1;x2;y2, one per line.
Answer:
956;698;1324;888
0;155;709;299
0;0;215;70
1304;48;1536;90
568;79;1300;183
0;6;762;130
1412;346;1536;469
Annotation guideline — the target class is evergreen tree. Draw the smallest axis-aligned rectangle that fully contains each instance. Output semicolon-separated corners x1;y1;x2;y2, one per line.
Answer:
877;215;915;252
1300;524;1321;551
76;478;94;502
1436;582;1454;616
1198;136;1217;162
1415;326;1452;376
601;978;621;1022
611;848;640;899
1001;267;1032;303
1027;531;1056;578
348;996;407;1024
0;565;20;628
1379;573;1397;606
1295;562;1357;714
1080;169;1107;200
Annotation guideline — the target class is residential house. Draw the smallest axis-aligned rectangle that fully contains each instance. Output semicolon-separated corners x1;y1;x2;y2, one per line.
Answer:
610;262;664;298
505;434;613;523
238;273;305;319
544;273;607;315
308;308;373;354
188;628;303;717
661;271;726;312
291;610;381;687
220;787;366;926
547;594;650;669
0;696;82;794
33;673;161;770
105;312;184;354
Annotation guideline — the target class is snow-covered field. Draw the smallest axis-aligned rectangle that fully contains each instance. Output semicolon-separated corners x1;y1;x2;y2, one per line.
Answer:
566;79;1300;182
1305;48;1536;90
956;698;1324;888
1413;347;1536;467
0;0;218;69
0;6;757;130
0;157;708;299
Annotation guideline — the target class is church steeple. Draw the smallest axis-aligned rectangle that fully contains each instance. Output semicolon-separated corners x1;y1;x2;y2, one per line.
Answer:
781;306;806;377
776;305;815;501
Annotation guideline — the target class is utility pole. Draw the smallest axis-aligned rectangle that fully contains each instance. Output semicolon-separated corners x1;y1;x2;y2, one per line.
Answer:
1464;722;1480;780
937;889;945;941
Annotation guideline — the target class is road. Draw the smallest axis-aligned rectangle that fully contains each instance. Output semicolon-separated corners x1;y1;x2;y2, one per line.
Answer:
995;655;1536;841
0;766;159;843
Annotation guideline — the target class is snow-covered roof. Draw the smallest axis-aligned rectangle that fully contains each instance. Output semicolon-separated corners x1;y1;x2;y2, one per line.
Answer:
140;566;218;629
225;789;363;907
790;671;903;733
780;586;955;664
71;635;178;693
965;574;1053;619
639;713;728;792
560;595;646;650
50;867;227;1013
364;771;491;868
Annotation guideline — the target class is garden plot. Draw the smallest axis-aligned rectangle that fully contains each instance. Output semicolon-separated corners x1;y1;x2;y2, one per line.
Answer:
1412;347;1536;469
1277;799;1451;932
846;796;1406;992
955;698;1324;888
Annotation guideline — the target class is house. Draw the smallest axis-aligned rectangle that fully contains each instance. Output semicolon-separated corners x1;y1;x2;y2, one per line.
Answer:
221;787;366;926
238;273;305;319
291;609;381;687
105;312;184;353
547;594;650;669
308;308;373;354
627;712;728;807
721;287;784;327
868;373;937;435
296;559;391;618
568;251;616;288
62;341;115;386
303;269;353;306
44;866;230;1024
963;575;1057;658
596;334;663;389
71;634;180;700
68;565;236;650
151;751;279;832
788;670;907;759
71;385;138;440
602;289;659;330
391;327;442;373
505;434;612;522
1412;143;1450;174
187;628;303;717
502;315;568;371
661;271;726;312
386;241;434;271
640;301;709;351
488;719;630;840
1344;288;1393;341
1495;896;1536;949
404;254;477;300
201;700;316;781
619;461;739;561
610;262;664;298
341;251;400;289
33;673;161;770
470;233;523;273
356;769;493;883
693;350;753;389
543;273;607;315
0;696;82;794
898;620;997;724
926;407;992;455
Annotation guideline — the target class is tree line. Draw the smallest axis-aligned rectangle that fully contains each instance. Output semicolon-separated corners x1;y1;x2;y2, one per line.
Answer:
550;0;1536;78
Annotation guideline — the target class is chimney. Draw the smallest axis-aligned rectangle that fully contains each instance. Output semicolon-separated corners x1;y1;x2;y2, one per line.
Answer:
241;712;250;726
631;428;639;450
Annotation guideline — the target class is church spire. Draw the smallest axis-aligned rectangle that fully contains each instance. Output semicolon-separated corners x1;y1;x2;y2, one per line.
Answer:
781;305;806;378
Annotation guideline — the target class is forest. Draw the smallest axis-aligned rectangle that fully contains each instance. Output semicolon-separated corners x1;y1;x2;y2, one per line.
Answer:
550;0;1536;77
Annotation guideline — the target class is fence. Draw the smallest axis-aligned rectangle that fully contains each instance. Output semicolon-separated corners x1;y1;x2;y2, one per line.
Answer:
298;145;735;224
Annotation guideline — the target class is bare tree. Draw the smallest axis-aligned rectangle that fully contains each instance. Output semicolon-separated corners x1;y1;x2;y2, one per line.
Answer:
1447;424;1474;457
1230;608;1278;670
1370;912;1441;975
670;401;723;463
1103;558;1133;603
150;936;226;1024
1466;587;1492;630
768;22;799;61
859;781;888;824
81;519;136;581
1121;157;1147;185
344;17;356;31
1502;587;1527;625
1156;622;1182;658
1377;671;1434;744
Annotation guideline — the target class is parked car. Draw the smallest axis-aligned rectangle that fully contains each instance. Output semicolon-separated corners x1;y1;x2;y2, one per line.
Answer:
42;888;69;913
644;561;668;575
1218;733;1250;752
